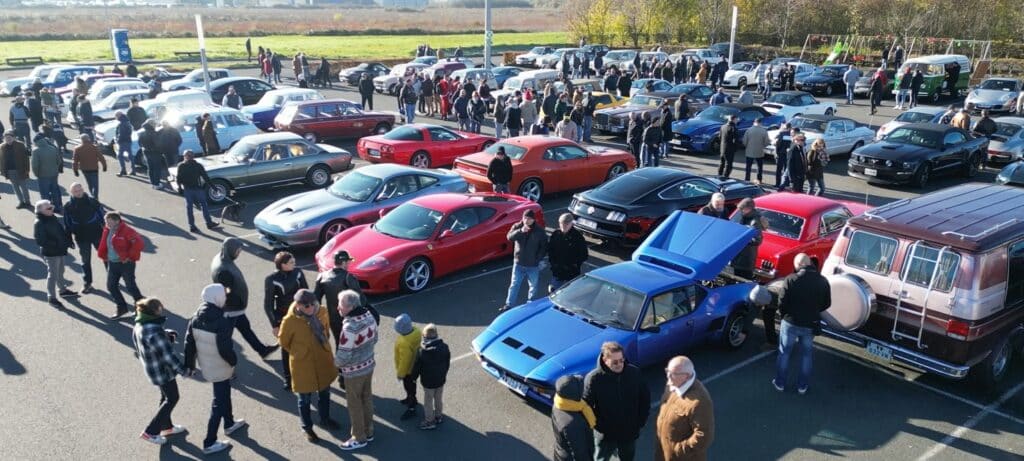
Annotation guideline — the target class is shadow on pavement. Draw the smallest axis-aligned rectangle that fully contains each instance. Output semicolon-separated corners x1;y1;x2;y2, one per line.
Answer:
0;341;27;375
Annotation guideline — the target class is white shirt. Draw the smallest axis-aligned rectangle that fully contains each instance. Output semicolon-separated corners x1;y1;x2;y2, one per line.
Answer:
669;375;696;397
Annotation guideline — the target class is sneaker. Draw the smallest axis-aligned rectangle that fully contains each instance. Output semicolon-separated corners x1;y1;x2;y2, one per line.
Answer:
139;432;167;445
224;419;247;436
261;344;280;359
419;419;437;430
320;418;340;431
435;415;444;425
366;435;375;442
117;171;126;177
797;386;808;395
207;222;221;230
190;226;201;233
202;441;231;455
304;428;320;443
160;425;187;437
109;309;128;319
401;406;417;420
772;379;785;392
59;289;79;298
497;304;510;313
81;284;94;294
0;223;9;230
48;297;65;309
339;438;368;451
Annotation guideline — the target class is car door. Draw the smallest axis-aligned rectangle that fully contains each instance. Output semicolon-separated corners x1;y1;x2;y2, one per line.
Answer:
824;120;847;154
434;206;498;268
636;285;707;362
736;109;760;133
240;143;284;187
672;177;720;211
939;130;968;171
545;144;594;191
427;126;468;165
312;102;341;139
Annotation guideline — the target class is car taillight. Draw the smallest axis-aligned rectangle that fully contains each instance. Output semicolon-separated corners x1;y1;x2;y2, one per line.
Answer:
381;145;393;154
946;319;969;340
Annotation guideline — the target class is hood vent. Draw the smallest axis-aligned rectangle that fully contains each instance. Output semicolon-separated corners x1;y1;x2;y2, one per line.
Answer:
522;346;545;360
502;337;523;349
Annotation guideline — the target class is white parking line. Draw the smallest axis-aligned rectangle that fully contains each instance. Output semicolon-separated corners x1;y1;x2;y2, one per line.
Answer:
916;379;1024;461
452;351;476;363
376;264;514;307
650;349;776;410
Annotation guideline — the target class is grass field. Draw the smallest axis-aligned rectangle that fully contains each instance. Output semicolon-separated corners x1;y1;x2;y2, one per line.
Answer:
0;32;569;64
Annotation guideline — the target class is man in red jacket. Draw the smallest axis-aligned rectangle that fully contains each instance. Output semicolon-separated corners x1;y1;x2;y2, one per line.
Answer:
97;211;145;319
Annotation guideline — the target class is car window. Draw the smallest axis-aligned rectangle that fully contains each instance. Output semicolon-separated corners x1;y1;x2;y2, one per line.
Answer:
416;175;439;188
800;95;816;106
679;179;717;199
901;245;959;292
943;131;966;145
738;110;760;122
546;145;588;161
262;144;292;162
597;95;611;105
378;175;420;200
341;105;362;116
845;230;898;274
287;143;310;157
296;105;317;120
318;103;340;118
1007;240;1024;307
641;285;706;329
842;120;855;132
224;113;248;127
113;98;130;110
695;86;713;98
441;207;491;234
429;127;461;141
819;208;852;235
213;115;228;130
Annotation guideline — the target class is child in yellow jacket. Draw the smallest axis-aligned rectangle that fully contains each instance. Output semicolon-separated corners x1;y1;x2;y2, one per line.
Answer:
394;313;422;420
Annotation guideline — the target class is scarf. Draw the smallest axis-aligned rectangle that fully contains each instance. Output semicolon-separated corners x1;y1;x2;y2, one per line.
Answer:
670;375;696;398
135;311;165;325
296;304;328;347
553;395;596;428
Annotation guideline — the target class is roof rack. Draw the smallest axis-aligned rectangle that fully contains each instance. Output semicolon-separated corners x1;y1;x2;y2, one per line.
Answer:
862;198;911;223
941;218;1019;240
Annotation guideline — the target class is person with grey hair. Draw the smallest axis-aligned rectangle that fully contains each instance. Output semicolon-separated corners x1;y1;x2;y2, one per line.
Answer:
772;253;831;394
62;182;103;293
34;199;76;308
656;356;714;460
547;212;588;292
697;192;729;220
335;289;379;450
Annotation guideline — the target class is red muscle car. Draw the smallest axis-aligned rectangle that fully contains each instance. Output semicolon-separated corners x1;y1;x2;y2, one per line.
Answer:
356;124;496;168
273;98;395;143
453;135;636;202
736;193;872;280
315;193;543;294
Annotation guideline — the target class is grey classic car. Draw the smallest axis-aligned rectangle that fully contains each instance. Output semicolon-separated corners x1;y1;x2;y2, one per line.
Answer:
965;78;1022;114
594;86;711;135
985;116;1024;165
254;163;468;248
169;132;353;203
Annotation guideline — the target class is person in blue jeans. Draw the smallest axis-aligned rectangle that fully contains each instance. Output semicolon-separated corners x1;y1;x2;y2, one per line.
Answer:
174;150;221;233
772;254;831;394
500;209;547;312
114;112;135;176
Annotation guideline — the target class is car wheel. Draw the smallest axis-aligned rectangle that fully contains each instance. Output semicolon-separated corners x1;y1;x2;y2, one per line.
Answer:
410;151;431;169
849;141;864;156
824;108;834;116
963;153;981;178
306;165;332;188
825;85;834;97
319;219;350;245
970;327;1016;389
707;136;721;155
738;77;747;88
387;83;397;95
303;132;318;143
915;163;931;189
206;180;231;204
401;257;432;293
374;122;391;135
517;178;544;202
481;140;495;150
931;91;941;103
721;309;749;349
606;162;627;181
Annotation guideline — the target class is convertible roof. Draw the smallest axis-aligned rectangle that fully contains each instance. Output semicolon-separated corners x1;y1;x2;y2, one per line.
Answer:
632;210;757;281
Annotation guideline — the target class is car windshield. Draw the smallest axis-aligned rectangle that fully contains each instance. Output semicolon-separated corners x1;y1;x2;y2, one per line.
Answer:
759;209;805;239
605;50;635;61
697;105;738;122
994;122;1023;137
503;77;524;90
630;95;664;107
549;274;646;330
817;67;845;77
789;117;827;133
373;203;443;241
529;47;547;54
328;171;381;202
895;111;938;123
277;104;297;121
766;93;798;105
730;63;753;71
884;127;942;148
979;80;1017;91
226;141;257;161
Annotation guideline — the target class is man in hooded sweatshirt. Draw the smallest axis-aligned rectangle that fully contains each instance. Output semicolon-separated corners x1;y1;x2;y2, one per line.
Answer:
410;323;450;430
583;341;651;461
393;313;422;421
211;237;279;358
552;374;595;461
184;284;244;455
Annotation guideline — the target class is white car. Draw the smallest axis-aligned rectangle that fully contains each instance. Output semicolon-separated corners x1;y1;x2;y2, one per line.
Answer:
0;65;60;96
537;48;583;69
875;106;946;140
722;61;759;88
164;68;233;91
772;62;818;85
130;106;258;162
88;79;147;102
515;46;556;67
629;78;672;97
94;92;216;151
765;115;875;158
86;89;152;124
761;91;836;122
373;63;430;95
600;49;638;72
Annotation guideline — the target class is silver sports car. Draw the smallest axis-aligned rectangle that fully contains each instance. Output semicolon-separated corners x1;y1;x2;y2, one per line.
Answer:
254;164;468;249
965;78;1022;114
986;117;1024;165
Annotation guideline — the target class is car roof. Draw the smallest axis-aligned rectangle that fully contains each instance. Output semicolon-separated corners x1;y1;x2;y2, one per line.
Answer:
904;54;969;64
995;116;1024;126
983;77;1020;82
356;163;431;179
586;260;694;294
775;91;811;96
848;184;1024;252
718;103;762;110
210;76;262;87
498;135;574;148
754;192;855;217
643;91;676;98
798;114;849;122
265;88;318;95
293;98;358;107
235;132;304;143
905;106;947;115
897;122;951;133
167;106;245;118
410;193;525;212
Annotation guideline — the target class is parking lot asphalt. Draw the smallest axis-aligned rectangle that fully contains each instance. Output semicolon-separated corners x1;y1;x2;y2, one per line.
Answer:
0;65;1021;461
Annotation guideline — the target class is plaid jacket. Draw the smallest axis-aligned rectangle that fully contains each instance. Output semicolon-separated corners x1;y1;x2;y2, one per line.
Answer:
133;322;186;386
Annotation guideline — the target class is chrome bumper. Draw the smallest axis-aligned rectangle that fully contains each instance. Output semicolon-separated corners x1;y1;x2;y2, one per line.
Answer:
821;328;971;379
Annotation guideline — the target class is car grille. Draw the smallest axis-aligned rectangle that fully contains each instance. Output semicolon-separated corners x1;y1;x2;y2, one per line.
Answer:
595;113;609;126
677;134;691;143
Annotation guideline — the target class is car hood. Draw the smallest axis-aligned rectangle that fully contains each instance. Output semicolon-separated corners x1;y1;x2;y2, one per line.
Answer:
996;161;1024;185
633;210;757;281
1;77;31;88
195;154;244;170
241;104;276;115
257;188;360;228
856;142;936;161
672;118;722;135
596;105;648;118
95;119;119;134
968;89;1016;103
319;225;418;271
724;70;748;79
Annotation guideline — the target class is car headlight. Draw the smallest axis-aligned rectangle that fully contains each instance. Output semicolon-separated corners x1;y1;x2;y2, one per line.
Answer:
607;211;627;222
885;160;894;167
996;173;1009;184
1002;94;1014;102
694;132;711;140
283;221;306;232
902;161;918;169
358;256;389;270
467;183;476;193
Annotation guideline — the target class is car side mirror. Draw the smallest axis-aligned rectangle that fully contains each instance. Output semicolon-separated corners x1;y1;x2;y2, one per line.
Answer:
438;229;454;240
642;325;661;334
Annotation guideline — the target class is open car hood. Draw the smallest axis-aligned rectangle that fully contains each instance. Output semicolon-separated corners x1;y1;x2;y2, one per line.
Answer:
632;210;757;280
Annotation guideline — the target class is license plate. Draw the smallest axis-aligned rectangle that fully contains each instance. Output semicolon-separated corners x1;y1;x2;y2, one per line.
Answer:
576;218;597;230
864;168;878;176
368;149;380;158
867;342;893;361
500;374;529;396
594;124;607;130
669;139;682;145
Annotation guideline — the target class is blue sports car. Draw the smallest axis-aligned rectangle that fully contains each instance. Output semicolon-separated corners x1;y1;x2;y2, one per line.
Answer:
472;211;759;404
670;103;785;154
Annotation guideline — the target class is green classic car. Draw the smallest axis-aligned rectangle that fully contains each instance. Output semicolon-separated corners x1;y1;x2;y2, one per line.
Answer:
170;132;354;203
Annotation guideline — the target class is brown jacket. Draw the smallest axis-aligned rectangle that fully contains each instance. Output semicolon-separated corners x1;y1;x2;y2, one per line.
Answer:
278;304;338;394
72;143;107;174
655;380;715;461
0;141;30;180
201;120;221;156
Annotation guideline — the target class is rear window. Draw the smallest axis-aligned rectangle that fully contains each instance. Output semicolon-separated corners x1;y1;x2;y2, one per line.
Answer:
594;173;663;201
895;111;939;123
844;230;898;274
382;126;424;141
485;142;527;160
760;209;805;239
901;245;959;292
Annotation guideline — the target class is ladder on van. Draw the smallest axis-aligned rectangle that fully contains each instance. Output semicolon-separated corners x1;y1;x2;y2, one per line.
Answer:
891;241;951;349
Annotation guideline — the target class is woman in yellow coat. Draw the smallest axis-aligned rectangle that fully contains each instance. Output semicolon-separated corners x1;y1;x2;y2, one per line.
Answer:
278;289;339;443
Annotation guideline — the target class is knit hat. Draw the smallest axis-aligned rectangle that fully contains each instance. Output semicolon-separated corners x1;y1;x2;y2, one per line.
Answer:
394;313;414;335
293;288;317;306
523;209;536;219
334;250;353;265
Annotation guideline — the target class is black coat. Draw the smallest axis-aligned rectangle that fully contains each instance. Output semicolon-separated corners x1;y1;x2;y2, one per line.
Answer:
155;127;182;158
548;228;588;280
974;117;997;137
411;337;450;389
359;76;374;96
627;118;644;147
62;194;104;241
552;403;594;461
487;155;513;184
720;121;739;155
786;144;807;180
660;111;674;140
583;358;650;442
778;266;832;329
617;75;632;96
542;94;558;119
34;213;70;257
504;106;523;131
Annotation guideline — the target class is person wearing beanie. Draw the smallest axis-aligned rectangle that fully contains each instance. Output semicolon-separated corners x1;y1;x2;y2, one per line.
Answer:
212;237;279;358
184;284;244;455
656;356;714;461
33;199;75;308
393;313;422;421
501;209;547;312
264;251;308;390
278;289;339;443
315;249;379;348
486;146;513;194
410;323;450;430
132;298;188;446
552;374;595;461
334;289;379;450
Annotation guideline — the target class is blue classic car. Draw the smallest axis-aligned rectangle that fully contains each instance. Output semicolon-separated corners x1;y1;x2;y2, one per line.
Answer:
670;103;785;154
472;211;758;404
241;88;325;131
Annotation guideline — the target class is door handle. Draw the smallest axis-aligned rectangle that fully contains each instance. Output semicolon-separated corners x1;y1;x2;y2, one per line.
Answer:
283;163;292;166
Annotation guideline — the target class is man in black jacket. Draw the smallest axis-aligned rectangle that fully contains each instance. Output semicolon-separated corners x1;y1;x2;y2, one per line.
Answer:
617;73;632;99
718;115;740;178
626;112;643;167
410;323;450;430
62;183;104;294
156;121;182;186
603;71;618;94
358;74;374;110
774;123;792;189
730;198;765;280
211;237;278;358
548;213;588;292
126;98;147;130
176;150;220;233
486;146;513;194
772;254;831;394
314;250;379;348
34;199;76;307
501;209;547;312
583;341;650;461
783;133;807;193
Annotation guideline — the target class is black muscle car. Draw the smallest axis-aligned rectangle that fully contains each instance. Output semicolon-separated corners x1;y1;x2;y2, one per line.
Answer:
848;123;989;188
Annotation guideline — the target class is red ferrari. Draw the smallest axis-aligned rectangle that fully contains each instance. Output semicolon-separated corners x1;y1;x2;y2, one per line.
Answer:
357;124;496;169
736;193;872;281
315;192;543;294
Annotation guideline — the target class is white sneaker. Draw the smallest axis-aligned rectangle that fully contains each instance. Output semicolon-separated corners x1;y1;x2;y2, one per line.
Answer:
160;425;187;437
139;432;167;445
202;440;231;455
224;419;247;436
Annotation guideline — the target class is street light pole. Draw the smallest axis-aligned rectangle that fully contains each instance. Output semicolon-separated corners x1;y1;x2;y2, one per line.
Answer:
195;14;211;95
728;5;738;66
484;0;493;70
